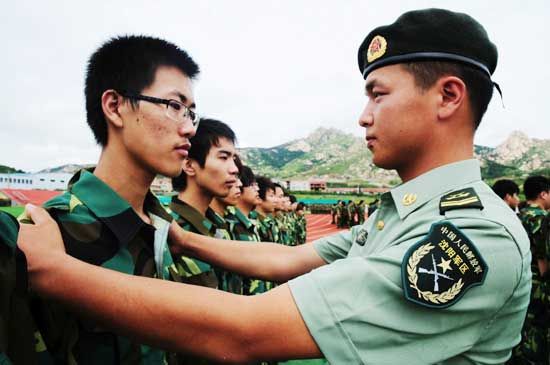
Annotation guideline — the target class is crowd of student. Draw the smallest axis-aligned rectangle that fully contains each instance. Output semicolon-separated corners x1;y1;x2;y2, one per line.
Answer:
167;118;308;299
493;176;550;363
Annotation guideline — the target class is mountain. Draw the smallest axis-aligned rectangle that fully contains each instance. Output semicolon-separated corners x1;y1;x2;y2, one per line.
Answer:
38;164;95;174
240;128;550;185
0;164;25;174
239;128;399;186
13;129;549;187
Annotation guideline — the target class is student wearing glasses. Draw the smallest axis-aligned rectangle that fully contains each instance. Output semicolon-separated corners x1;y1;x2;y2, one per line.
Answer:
12;35;200;364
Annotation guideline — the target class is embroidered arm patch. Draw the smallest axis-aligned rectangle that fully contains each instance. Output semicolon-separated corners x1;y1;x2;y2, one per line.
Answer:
439;187;483;214
401;221;488;308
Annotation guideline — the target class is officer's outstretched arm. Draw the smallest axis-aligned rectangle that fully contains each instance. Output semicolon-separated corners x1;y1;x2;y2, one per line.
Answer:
18;205;322;363
169;221;326;282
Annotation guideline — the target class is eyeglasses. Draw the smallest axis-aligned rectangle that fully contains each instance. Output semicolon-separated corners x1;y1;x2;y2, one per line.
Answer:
120;92;199;126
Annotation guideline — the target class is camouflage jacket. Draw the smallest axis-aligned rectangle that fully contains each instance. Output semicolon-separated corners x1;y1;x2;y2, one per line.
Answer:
169;197;218;289
21;169;176;364
295;214;307;245
519;205;550;283
206;208;243;294
225;207;272;295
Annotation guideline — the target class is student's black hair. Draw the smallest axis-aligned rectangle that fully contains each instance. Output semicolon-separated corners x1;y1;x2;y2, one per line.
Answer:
85;35;199;146
172;118;236;192
492;179;520;200
240;165;256;188
523;175;550;201
256;176;275;200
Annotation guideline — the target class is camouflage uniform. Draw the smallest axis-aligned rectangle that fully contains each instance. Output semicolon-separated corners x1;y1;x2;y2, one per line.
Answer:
5;169;177;364
274;212;290;245
225;207;271;295
168;197;220;365
347;201;357;226
336;203;347;228
510;205;550;365
169;197;218;288
248;211;276;292
356;201;366;225
295;214;307;245
206;208;243;295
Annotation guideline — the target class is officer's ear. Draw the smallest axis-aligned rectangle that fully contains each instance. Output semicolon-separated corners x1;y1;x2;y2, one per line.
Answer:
182;158;196;177
436;76;466;120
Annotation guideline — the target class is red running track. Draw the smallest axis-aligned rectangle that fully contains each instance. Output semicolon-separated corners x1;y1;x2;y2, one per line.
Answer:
305;214;347;243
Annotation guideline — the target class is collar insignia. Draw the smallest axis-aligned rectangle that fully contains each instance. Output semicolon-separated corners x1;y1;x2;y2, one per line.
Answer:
402;221;488;308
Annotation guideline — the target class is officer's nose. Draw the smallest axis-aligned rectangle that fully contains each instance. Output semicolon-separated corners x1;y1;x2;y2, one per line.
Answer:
178;120;196;139
358;102;374;128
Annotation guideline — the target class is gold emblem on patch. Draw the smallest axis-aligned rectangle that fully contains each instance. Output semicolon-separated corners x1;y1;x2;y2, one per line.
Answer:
402;193;417;206
367;35;387;63
376;220;385;230
407;243;464;305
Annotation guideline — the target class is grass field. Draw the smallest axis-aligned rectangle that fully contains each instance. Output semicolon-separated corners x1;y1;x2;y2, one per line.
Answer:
0;206;24;217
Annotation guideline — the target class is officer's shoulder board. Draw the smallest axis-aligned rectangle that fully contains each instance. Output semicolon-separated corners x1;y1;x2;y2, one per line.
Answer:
401;220;488;308
439;187;483;215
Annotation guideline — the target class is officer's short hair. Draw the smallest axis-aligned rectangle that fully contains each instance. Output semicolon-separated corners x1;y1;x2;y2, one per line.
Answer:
256;176;275;200
85;35;199;146
401;62;493;129
289;195;297;204
523;175;550;201
492;179;520;200
172;118;236;192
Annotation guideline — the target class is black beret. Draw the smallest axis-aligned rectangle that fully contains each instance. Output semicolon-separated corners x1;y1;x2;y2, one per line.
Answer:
358;8;498;79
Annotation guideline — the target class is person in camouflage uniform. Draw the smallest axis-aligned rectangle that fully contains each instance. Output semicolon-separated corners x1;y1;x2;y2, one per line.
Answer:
254;176;279;244
273;183;290;245
168;118;239;365
170;119;239;291
210;176;245;295
336;200;348;228
356;200;366;225
226;165;272;295
347;200;357;226
509;175;550;365
3;35;200;364
295;202;307;245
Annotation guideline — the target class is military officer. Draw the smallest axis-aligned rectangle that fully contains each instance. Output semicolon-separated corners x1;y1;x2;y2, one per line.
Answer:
18;8;530;364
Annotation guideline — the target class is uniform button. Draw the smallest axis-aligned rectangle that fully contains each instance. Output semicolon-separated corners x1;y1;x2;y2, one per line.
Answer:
402;193;417;206
376;220;385;230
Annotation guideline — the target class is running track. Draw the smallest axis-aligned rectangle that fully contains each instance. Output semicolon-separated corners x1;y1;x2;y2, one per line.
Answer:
305;214;347;243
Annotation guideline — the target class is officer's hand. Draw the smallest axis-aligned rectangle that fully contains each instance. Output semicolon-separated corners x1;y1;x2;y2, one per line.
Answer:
168;220;190;255
17;204;66;286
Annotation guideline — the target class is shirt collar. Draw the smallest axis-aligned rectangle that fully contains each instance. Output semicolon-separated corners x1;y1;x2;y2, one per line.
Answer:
169;197;215;236
389;159;482;220
68;169;171;245
205;207;228;229
232;207;254;229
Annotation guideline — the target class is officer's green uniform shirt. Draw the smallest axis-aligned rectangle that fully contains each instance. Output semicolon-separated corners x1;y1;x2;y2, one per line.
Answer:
288;160;531;364
169;197;218;289
40;169;175;364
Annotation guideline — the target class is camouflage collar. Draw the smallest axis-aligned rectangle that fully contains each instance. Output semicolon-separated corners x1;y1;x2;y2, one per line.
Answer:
169;197;215;236
205;207;229;230
233;207;254;229
68;169;172;245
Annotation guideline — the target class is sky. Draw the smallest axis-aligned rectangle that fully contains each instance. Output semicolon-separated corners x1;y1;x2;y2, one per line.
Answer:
1;0;548;172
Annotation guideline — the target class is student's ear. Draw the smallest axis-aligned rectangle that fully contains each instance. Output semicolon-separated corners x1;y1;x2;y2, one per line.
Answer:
436;76;466;120
182;158;196;177
101;89;125;128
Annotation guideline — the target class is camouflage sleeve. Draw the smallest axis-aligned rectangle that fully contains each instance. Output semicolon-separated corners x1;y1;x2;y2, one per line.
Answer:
530;214;549;261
